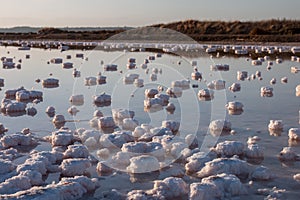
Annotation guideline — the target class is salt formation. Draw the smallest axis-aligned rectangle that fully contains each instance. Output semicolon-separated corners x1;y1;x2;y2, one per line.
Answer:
190;173;247;200
104;64;118;71
210;64;229;71
0;123;8;134
162;120;180;133
191;68;202;80
144;97;164;109
85;77;97;86
278;147;300;161
281;77;288;83
45;106;55;117
68;106;79;115
251;166;273;180
165;102;175;113
0;78;4;87
207;80;225;90
98;117;115;129
97;73;106;84
1;133;37;148
26;107;37;116
42;78;59;88
93;93;111;105
122;118;138;131
123;74;139;84
268;120;283;131
112;109;134;121
69;94;84;106
50;128;77;147
73;68;81;77
198;89;214;100
62;62;73;69
121;142;164;159
237;71;248;81
288;128;300;141
150;73;157;81
5;87;43;102
99;131;134;149
154;93;169;105
0;159;16;174
296;84;300;96
209;119;231;132
196;157;251;178
127;155;160;173
252;59;262;65
226;101;244;111
185;151;218;174
293;174;300;182
145;88;159;98
212;141;244;157
229;83;241;92
61;158;91;176
52;115;66;128
151;177;188;199
0;176;99;199
270;78;276;85
50;58;63;64
261;86;273;97
245;144;264;159
166;87;182;98
134;78;144;87
172;80;190;89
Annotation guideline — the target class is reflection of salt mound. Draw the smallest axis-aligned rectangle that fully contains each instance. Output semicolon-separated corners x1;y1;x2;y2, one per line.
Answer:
122;142;164;159
196;157;250;178
288;128;300;141
213;141;244;157
45;106;55;117
127;155;160;173
62;62;73;69
0;123;8;134
134;78;144;87
190;173;247;200
50;58;63;64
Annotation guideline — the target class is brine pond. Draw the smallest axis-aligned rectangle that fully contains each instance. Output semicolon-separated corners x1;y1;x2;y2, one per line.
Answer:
0;45;299;199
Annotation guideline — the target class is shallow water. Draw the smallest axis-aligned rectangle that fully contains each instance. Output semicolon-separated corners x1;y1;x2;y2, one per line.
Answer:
0;46;300;199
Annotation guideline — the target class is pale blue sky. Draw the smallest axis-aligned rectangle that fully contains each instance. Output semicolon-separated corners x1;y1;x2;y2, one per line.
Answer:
0;0;299;27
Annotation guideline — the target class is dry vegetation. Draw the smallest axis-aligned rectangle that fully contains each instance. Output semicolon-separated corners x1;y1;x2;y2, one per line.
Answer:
1;19;300;43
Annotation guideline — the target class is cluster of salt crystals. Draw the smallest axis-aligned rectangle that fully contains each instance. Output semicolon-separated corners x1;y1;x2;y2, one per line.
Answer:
207;79;226;90
190;173;247;200
278;147;300;161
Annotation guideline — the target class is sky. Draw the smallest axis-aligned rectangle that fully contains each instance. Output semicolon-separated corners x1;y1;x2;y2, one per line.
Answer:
0;0;299;27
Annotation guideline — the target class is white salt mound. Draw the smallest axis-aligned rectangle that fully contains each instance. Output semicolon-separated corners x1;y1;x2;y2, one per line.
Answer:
190;173;247;200
151;177;188;199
